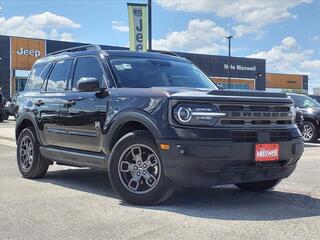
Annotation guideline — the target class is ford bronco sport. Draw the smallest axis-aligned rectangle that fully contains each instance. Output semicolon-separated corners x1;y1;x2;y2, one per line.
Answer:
16;45;304;205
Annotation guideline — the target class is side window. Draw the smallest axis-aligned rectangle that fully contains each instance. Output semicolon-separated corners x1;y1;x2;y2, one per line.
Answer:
72;57;104;90
46;59;73;92
25;64;50;91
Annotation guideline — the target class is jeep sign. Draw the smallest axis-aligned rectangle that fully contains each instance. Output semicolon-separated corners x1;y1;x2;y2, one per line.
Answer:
128;3;148;52
16;48;41;58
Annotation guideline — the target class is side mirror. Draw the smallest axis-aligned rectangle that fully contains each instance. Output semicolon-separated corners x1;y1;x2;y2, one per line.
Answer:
217;84;224;90
77;77;100;92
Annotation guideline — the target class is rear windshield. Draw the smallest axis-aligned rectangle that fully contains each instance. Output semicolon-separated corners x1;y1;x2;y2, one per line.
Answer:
110;58;217;89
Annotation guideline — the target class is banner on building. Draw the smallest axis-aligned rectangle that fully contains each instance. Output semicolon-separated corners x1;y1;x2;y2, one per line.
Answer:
127;3;148;52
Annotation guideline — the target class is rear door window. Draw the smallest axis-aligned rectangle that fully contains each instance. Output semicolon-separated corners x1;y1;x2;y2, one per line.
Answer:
46;59;73;92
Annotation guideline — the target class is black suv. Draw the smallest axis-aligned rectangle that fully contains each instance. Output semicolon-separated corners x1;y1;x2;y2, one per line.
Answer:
288;93;320;143
16;45;304;205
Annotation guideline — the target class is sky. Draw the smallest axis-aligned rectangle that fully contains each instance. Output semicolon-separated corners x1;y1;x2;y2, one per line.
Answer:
0;0;319;91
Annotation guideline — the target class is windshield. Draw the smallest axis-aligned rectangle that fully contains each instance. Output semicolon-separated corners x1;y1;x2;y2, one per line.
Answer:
289;94;320;108
110;58;217;89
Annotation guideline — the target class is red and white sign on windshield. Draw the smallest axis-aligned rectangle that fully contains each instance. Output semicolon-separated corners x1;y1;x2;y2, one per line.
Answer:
255;144;279;162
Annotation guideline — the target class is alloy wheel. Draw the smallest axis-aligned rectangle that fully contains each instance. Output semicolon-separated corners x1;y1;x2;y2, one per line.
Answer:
302;124;313;141
118;144;161;194
19;135;34;170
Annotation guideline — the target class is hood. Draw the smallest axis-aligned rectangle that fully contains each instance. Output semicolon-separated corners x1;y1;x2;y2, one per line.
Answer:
169;88;293;104
115;87;293;104
298;107;320;116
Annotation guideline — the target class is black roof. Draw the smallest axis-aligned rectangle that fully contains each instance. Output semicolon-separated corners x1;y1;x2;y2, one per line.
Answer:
35;45;190;65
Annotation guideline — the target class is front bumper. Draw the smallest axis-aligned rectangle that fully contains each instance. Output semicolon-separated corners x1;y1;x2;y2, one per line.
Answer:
158;138;304;187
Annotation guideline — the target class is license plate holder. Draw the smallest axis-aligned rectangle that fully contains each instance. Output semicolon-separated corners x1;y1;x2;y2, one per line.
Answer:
255;143;279;162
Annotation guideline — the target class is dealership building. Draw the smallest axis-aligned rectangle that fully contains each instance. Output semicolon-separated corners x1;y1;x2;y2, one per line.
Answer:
0;35;308;98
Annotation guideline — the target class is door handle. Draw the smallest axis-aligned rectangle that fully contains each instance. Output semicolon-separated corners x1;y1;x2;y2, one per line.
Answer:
34;100;44;106
63;100;76;107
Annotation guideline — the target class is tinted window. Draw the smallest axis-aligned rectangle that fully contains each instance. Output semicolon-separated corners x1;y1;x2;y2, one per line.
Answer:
46;59;73;91
289;94;320;108
73;57;104;90
25;64;50;91
110;58;217;89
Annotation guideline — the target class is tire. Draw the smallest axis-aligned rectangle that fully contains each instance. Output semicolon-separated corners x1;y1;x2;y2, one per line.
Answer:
235;179;281;191
108;130;175;205
4;112;9;120
17;127;49;179
302;121;319;143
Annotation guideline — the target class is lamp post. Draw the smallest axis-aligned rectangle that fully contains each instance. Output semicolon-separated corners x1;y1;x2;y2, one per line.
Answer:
148;0;152;51
225;35;234;89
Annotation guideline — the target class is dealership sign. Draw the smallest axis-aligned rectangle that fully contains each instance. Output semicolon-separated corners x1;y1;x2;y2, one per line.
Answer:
11;37;45;70
16;48;41;58
127;3;148;52
224;64;257;72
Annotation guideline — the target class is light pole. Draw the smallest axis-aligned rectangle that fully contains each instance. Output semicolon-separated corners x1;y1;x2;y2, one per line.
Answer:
148;0;152;51
225;35;233;89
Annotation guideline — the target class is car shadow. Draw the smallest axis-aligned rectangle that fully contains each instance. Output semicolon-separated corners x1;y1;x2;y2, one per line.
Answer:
37;168;320;221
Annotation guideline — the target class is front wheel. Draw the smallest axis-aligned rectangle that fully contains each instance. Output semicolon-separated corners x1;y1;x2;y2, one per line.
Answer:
235;179;281;191
108;130;175;205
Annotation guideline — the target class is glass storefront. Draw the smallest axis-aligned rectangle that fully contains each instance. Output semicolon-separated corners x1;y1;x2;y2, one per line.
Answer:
14;70;30;93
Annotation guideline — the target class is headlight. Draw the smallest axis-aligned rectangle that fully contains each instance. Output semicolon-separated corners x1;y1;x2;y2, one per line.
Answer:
289;105;296;123
173;103;225;126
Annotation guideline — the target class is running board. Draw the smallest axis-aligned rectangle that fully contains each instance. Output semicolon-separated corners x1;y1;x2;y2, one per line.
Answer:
40;146;108;170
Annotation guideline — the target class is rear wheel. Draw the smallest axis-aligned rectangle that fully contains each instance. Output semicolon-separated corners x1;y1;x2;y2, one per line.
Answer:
235;179;281;191
4;112;9;120
302;121;319;143
17;127;49;178
108;130;175;205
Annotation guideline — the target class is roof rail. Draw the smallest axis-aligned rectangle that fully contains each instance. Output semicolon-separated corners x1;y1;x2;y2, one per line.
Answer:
151;50;180;57
46;44;102;56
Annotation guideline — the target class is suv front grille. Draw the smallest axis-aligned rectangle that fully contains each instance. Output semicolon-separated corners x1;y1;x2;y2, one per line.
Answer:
218;103;291;126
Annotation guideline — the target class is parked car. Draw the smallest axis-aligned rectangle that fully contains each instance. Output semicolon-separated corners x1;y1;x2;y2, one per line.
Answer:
5;93;20;118
16;45;304;205
287;93;320;143
0;92;5;122
308;94;320;103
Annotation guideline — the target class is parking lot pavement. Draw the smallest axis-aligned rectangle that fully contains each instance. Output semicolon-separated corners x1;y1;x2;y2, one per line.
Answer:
0;142;319;240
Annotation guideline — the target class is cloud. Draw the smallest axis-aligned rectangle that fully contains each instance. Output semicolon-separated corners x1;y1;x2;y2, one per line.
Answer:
153;19;228;54
155;0;312;36
248;37;320;90
0;11;80;41
60;32;74;42
112;21;129;32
